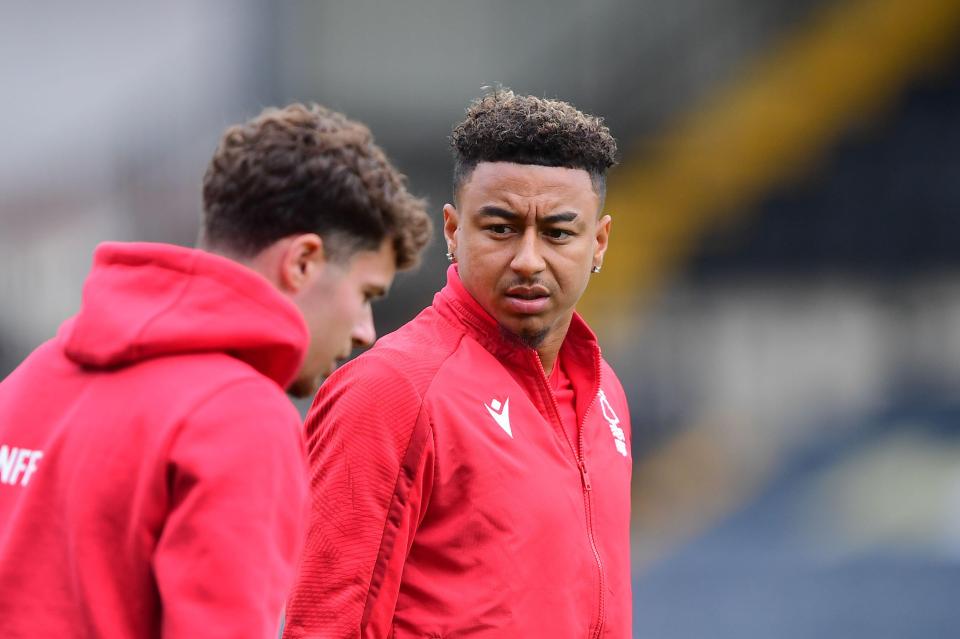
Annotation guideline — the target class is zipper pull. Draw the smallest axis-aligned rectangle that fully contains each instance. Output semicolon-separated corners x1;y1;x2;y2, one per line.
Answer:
579;461;592;491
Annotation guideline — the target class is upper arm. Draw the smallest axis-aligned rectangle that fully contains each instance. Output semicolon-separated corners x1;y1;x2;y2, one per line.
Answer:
604;364;633;444
284;356;434;639
155;379;308;639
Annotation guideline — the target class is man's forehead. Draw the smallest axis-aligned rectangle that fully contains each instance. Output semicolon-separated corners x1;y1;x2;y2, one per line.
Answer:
468;161;592;187
460;162;598;208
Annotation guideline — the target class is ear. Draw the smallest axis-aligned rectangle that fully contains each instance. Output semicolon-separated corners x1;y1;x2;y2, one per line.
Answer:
593;214;612;269
442;203;460;255
279;233;325;293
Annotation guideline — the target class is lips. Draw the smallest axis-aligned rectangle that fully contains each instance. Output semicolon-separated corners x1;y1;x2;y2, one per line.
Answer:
504;285;550;314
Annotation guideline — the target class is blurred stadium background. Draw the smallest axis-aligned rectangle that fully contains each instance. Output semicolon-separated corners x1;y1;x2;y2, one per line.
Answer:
3;1;960;636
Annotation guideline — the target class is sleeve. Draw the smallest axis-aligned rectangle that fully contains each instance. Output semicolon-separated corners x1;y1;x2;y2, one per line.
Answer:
153;378;309;639
282;355;435;639
604;362;633;450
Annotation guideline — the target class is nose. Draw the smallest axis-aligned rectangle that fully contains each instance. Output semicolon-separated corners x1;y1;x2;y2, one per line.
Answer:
351;303;376;348
509;228;546;278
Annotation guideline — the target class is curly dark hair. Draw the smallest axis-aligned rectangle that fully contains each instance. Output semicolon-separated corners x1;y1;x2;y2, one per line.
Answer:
450;88;618;199
201;103;431;268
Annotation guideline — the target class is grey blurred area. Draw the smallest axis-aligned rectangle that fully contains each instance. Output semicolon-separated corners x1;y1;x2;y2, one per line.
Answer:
3;1;960;637
0;0;816;371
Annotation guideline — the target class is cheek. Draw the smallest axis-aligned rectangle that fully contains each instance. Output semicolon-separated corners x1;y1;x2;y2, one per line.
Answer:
338;288;371;332
553;253;593;293
331;293;358;328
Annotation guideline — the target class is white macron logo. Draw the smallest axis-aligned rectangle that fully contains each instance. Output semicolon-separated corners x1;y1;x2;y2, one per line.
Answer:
484;397;512;438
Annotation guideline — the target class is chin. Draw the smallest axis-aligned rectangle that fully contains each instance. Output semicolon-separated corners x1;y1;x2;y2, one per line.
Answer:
517;328;549;349
497;320;549;349
514;314;549;334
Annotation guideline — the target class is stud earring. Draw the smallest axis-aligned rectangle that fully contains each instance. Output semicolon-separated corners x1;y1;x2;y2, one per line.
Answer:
446;251;456;263
591;265;601;274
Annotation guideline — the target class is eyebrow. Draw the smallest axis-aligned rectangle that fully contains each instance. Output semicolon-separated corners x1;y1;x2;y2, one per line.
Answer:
543;212;579;224
477;206;520;221
477;206;580;224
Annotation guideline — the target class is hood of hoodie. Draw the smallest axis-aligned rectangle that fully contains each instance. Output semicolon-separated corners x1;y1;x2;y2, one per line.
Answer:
59;242;309;389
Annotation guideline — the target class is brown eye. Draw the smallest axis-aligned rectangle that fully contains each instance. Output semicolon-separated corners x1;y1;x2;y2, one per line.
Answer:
545;229;572;240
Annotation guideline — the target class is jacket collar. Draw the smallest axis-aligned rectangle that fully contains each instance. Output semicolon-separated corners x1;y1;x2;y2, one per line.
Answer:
433;265;602;391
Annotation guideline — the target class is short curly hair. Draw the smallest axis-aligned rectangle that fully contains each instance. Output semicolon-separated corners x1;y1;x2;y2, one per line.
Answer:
201;103;431;269
450;88;618;199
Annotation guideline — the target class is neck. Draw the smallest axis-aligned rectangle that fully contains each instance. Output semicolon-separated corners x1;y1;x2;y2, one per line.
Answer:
535;313;573;376
209;241;287;290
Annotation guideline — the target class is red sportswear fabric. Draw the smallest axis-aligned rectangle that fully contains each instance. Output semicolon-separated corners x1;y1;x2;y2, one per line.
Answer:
552;358;579;446
0;242;310;639
284;266;632;638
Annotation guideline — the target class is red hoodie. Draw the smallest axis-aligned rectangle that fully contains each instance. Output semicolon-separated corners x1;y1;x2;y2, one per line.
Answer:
0;242;310;639
284;266;632;638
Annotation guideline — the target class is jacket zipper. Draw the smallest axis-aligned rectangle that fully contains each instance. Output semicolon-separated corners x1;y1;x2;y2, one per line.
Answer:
533;353;605;638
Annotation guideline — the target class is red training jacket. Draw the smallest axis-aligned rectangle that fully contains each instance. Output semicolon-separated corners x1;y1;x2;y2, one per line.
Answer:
0;242;310;639
284;266;632;638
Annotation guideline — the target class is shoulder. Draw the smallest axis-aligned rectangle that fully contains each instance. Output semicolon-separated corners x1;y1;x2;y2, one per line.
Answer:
202;371;299;418
157;355;301;448
69;348;296;432
334;306;465;397
304;309;466;441
164;376;303;487
307;348;435;434
185;370;301;437
600;357;630;413
600;354;625;388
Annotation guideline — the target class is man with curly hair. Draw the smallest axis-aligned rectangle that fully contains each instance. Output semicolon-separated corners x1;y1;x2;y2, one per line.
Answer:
285;90;632;638
0;104;431;638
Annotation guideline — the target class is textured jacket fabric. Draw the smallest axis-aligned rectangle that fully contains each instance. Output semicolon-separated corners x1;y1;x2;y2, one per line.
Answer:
0;242;310;639
284;266;632;638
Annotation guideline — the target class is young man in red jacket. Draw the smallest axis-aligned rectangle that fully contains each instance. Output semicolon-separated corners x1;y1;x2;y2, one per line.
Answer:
0;104;431;638
285;90;632;638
